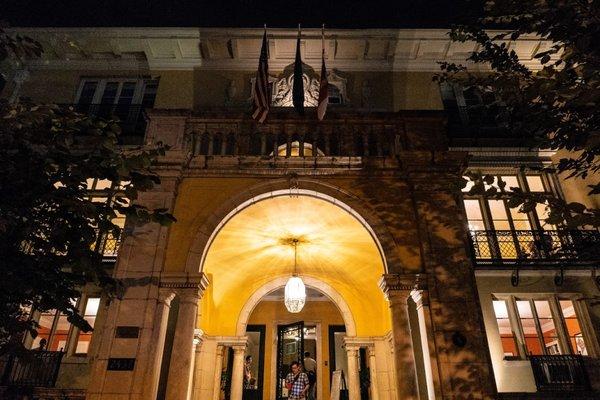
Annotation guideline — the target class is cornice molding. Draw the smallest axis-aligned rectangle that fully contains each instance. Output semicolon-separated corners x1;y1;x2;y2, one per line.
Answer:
379;273;427;296
159;272;209;292
8;27;556;73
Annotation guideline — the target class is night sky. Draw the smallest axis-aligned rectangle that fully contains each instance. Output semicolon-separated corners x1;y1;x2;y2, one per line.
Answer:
3;0;483;28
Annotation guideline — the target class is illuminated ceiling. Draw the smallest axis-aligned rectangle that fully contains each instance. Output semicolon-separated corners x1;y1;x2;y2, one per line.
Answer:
201;194;390;336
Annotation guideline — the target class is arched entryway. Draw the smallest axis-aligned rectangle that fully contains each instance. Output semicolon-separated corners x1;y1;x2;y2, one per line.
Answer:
190;192;398;400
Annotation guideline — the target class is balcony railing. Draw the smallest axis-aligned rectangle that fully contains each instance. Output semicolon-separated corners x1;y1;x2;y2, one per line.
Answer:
468;230;600;266
0;350;64;387
530;355;592;392
61;103;147;145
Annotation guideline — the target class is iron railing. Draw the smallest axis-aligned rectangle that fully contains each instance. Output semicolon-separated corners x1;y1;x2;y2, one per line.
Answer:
61;103;147;145
530;355;592;392
468;230;600;266
0;350;64;387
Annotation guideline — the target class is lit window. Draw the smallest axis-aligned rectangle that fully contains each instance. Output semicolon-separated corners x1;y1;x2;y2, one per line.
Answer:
516;300;544;355
494;296;591;358
560;300;587;355
534;300;559;354
499;176;519;192
492;300;518;357
526;176;545;192
488;200;510;230
74;297;101;355
463;199;485;230
461;176;474;193
31;310;71;352
274;142;323;157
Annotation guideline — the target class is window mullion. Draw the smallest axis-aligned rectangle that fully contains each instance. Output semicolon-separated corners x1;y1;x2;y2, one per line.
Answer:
47;310;61;349
132;80;145;104
92;80;106;104
550;296;572;355
507;296;527;358
530;299;548;355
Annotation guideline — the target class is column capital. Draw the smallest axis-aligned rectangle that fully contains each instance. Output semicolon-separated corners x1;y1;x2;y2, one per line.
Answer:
410;289;429;309
379;273;426;300
160;272;210;300
158;289;177;305
193;328;204;346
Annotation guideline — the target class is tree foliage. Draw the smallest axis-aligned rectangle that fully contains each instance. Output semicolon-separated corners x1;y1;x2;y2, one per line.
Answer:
437;0;600;228
0;28;173;353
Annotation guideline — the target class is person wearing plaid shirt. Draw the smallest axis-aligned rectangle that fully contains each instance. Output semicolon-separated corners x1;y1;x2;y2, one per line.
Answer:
285;361;309;400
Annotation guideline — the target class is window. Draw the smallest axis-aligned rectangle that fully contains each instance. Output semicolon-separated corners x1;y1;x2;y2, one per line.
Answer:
32;309;70;351
560;300;587;355
273;142;324;157
74;297;101;355
492;295;591;358
440;82;506;129
86;178;127;257
29;296;102;356
492;300;518;357
75;78;158;107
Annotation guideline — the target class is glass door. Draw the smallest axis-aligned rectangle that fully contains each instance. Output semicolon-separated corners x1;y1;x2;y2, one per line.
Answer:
245;325;265;400
276;321;304;400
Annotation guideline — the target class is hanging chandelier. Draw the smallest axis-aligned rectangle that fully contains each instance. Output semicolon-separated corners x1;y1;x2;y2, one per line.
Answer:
284;238;306;313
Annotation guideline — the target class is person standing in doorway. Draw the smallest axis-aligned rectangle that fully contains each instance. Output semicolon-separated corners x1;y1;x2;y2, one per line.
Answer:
286;361;309;400
303;352;317;400
244;355;254;389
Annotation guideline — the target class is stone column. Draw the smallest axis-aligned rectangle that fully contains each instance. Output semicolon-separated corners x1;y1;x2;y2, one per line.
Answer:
190;329;204;400
367;345;379;400
165;288;200;400
379;274;420;400
142;290;176;400
213;345;225;400
345;346;361;400
230;345;247;400
411;289;441;400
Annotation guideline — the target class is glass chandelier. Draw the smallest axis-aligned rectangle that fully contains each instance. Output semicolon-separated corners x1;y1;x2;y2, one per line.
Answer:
284;239;306;313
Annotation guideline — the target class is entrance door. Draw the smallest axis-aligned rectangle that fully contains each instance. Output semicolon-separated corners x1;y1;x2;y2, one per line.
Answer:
276;321;304;400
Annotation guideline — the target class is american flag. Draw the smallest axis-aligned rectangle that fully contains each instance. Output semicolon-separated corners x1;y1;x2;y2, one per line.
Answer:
317;27;329;121
252;28;270;123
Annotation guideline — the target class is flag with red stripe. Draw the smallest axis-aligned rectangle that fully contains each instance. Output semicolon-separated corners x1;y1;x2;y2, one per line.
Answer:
252;28;269;123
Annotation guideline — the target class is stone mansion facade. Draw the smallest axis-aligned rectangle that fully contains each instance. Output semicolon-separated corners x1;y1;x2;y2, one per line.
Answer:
1;27;599;400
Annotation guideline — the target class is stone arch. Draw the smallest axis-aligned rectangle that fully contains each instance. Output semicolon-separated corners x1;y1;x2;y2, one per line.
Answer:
184;178;402;274
236;276;357;337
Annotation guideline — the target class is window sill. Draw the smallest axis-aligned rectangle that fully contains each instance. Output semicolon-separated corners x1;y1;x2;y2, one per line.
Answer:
502;357;529;365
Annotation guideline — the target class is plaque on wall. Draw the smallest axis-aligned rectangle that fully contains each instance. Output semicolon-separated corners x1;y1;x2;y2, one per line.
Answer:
107;358;136;371
115;326;140;338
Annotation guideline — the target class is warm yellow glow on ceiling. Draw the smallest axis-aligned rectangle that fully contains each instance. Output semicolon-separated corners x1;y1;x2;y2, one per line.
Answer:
201;195;390;336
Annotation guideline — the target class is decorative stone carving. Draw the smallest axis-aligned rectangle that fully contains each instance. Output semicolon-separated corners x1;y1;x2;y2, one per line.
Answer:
379;273;427;298
225;79;238;105
272;62;320;107
250;63;348;107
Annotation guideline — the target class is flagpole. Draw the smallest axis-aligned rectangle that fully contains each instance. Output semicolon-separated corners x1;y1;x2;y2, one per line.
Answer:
321;24;325;56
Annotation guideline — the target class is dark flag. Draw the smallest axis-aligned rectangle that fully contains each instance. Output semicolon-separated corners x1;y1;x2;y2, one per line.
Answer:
252;27;270;123
292;24;305;115
317;25;328;121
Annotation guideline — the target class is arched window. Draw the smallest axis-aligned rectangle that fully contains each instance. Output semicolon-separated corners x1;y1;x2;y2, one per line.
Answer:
271;141;324;157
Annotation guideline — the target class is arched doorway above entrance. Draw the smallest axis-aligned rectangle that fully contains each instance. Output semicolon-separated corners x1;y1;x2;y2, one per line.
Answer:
199;194;391;338
237;276;356;337
241;280;349;400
